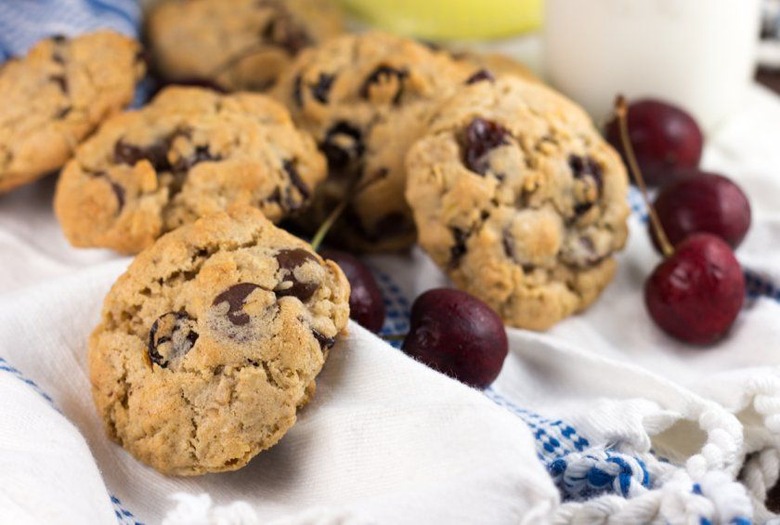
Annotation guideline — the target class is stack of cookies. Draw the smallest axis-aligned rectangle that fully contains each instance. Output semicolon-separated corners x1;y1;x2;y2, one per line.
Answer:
0;0;629;475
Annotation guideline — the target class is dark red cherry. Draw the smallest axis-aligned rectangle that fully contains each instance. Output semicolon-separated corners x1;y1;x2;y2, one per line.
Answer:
651;172;751;251
402;289;508;389
645;233;745;345
320;249;385;333
606;99;703;187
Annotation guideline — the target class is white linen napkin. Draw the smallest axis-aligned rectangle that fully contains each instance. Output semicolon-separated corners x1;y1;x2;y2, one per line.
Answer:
2;2;780;522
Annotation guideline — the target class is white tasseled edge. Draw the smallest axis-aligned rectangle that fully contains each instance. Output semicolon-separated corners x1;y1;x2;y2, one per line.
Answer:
162;493;373;525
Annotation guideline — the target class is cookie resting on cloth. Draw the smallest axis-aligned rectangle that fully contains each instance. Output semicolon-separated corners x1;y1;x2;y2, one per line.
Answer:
54;86;326;254
88;206;350;475
405;76;629;330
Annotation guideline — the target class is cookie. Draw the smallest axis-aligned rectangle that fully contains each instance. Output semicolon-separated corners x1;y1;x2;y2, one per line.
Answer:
454;51;540;84
147;0;344;92
89;206;350;475
54;86;326;254
0;31;144;194
405;77;630;330
273;31;473;252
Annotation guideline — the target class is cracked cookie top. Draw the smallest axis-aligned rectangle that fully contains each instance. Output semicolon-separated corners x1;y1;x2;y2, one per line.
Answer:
147;0;344;91
0;31;145;193
405;77;630;330
89;206;350;475
273;31;474;253
54;86;326;254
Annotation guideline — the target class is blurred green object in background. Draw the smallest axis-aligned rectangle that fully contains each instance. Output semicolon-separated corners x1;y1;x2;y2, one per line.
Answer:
339;0;543;41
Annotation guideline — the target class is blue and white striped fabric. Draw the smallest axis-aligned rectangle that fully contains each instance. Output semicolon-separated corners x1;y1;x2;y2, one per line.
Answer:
0;0;140;62
2;1;780;524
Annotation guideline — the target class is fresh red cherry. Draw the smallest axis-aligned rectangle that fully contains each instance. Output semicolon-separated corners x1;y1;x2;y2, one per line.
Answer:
606;99;703;187
320;249;385;333
645;233;745;345
651;172;751;251
402;289;508;389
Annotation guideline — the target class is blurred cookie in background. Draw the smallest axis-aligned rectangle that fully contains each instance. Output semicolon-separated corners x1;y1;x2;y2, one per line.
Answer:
146;0;344;92
0;31;144;194
273;31;474;253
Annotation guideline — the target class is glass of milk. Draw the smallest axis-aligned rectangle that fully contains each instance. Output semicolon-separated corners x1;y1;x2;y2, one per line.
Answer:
544;0;762;131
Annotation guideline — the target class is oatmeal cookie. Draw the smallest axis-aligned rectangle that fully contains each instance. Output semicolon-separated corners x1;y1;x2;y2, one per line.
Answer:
89;206;350;475
54;86;326;254
405;77;629;330
147;0;344;91
0;31;144;193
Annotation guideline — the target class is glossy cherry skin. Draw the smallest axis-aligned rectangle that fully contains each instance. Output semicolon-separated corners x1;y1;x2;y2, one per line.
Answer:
402;288;508;388
645;233;745;345
320;249;385;333
651;172;751;251
606;99;703;187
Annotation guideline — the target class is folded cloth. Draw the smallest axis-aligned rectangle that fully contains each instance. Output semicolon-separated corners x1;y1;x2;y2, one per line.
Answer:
2;2;780;524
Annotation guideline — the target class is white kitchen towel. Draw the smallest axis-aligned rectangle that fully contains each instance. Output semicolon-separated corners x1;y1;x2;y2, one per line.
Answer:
2;2;780;524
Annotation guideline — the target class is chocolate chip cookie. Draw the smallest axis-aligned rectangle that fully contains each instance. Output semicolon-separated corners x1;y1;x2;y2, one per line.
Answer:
0;31;144;194
89;206;350;475
54;86;326;254
147;0;344;92
273;31;473;252
405;77;630;330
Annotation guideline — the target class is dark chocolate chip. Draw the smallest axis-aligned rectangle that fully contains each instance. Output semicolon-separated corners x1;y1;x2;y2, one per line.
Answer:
569;155;603;189
461;118;509;175
320;121;364;171
51;34;67;43
55;106;72;119
109;180;125;210
283;159;309;200
262;14;312;55
212;283;261;326
292;75;303;107
418;39;442;51
449;227;470;269
93;172;125;212
148;312;199;368
114;139;171;171
502;230;515;259
312;329;336;350
465;69;495;85
49;74;68;94
569;154;603;215
172;145;220;174
274;248;319;301
359;65;408;105
52;52;65;65
311;73;335;104
573;202;594;215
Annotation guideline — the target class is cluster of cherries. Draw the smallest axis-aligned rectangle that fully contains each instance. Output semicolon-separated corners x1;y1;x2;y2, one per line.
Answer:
319;96;752;391
606;97;751;345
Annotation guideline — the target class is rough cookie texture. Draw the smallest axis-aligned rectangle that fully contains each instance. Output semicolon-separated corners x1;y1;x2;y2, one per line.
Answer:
454;51;540;84
273;31;475;253
405;77;630;330
0;31;144;193
147;0;344;91
89;206;350;475
54;86;326;254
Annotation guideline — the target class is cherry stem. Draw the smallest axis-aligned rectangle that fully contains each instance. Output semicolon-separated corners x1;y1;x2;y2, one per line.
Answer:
615;95;675;258
310;171;387;252
311;199;348;252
